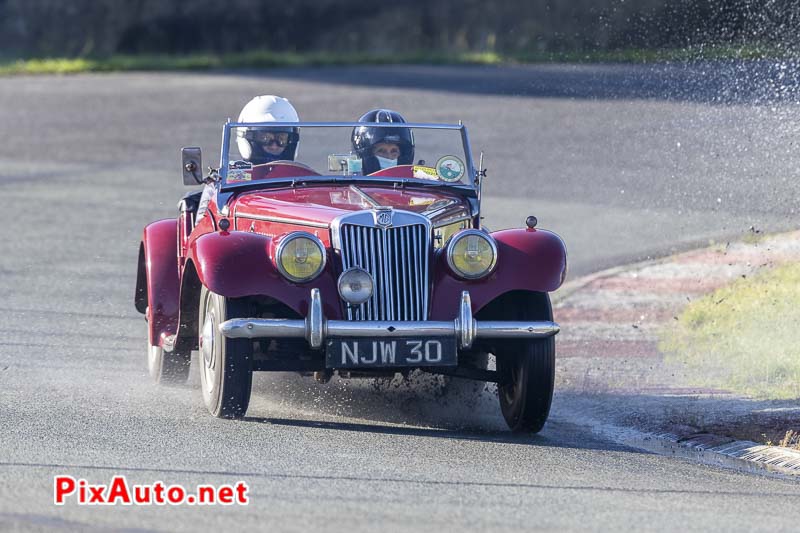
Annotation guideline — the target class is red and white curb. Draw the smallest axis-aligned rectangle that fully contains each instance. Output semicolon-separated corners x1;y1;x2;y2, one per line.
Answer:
552;230;800;477
615;426;800;479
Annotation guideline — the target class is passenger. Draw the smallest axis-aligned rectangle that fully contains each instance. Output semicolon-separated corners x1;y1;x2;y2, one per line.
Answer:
351;109;414;175
196;95;300;221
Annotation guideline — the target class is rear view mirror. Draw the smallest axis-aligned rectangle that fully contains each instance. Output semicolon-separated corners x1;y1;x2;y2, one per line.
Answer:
181;147;203;185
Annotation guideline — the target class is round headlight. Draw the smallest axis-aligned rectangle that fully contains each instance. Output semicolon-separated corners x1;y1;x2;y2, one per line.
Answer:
446;230;498;280
338;268;374;305
275;232;326;283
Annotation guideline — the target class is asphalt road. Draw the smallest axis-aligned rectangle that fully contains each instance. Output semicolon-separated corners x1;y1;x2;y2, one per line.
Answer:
1;65;799;531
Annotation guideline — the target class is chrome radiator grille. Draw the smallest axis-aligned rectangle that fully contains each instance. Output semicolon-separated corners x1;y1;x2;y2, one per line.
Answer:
338;220;430;321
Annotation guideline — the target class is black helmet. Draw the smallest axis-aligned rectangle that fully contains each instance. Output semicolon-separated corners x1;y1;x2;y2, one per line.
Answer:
351;109;414;174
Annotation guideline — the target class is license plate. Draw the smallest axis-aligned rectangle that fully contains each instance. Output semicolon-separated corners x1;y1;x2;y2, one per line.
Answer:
325;337;457;369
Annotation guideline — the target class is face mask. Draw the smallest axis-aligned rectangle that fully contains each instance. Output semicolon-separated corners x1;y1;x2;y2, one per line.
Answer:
376;155;398;169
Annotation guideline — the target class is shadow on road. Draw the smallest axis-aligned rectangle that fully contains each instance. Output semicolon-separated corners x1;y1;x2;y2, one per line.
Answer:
245;370;800;453
242;415;531;443
239;415;639;454
245;373;637;452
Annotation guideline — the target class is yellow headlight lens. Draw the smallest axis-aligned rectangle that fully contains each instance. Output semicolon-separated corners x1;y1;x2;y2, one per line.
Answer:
278;234;325;282
448;231;497;279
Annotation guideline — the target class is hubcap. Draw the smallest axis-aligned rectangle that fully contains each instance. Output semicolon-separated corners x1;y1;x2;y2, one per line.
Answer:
202;310;216;369
201;302;217;394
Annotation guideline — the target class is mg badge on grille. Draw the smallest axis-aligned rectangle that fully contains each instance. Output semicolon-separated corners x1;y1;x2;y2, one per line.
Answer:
375;208;393;227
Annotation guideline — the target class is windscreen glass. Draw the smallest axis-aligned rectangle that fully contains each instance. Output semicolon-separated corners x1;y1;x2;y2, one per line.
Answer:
223;123;473;188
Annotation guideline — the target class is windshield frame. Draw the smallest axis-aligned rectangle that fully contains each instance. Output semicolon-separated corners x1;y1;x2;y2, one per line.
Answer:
217;121;477;194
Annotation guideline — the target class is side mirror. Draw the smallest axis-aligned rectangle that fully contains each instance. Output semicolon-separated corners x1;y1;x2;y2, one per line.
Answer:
181;147;203;185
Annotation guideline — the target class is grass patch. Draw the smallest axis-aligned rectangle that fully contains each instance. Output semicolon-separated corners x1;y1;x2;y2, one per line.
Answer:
660;262;800;399
0;45;795;76
0;51;505;76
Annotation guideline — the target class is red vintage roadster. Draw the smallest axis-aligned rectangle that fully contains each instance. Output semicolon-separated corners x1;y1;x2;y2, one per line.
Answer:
135;121;566;432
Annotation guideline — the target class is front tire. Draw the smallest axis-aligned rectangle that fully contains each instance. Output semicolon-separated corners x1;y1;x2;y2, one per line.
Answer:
490;292;555;433
198;286;253;418
496;336;555;433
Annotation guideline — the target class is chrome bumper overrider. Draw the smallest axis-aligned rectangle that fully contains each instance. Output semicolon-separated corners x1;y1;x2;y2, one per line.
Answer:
219;289;559;350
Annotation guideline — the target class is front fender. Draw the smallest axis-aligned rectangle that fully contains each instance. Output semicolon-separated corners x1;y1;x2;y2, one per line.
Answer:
430;228;567;319
189;231;342;318
138;219;180;347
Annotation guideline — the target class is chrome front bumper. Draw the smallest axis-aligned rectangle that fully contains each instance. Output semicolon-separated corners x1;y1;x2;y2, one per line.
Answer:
220;289;559;350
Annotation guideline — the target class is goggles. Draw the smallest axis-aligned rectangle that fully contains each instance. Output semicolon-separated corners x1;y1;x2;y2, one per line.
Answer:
250;131;291;147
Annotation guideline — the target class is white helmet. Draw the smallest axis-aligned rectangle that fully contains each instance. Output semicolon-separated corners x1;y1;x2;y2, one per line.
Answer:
236;95;300;164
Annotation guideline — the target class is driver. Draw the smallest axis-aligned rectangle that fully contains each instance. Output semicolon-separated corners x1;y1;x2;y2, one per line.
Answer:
351;109;414;174
236;95;300;164
196;95;300;221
